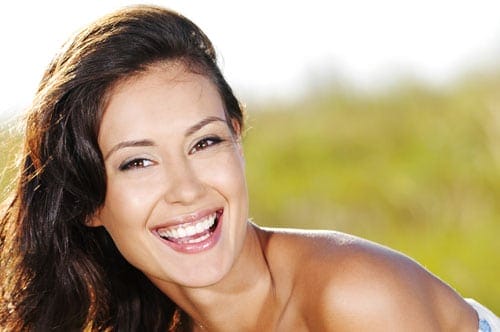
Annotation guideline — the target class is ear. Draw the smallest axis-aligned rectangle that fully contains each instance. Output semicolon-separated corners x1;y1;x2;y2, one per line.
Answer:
231;118;242;137
231;118;245;157
86;209;104;227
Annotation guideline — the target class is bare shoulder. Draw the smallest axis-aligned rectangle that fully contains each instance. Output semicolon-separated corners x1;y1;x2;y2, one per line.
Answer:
258;227;478;331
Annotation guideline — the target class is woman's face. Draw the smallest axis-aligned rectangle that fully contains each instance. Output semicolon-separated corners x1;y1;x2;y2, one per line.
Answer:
93;63;248;288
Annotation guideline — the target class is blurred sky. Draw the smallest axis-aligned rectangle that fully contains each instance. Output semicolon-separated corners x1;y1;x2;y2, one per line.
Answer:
1;0;500;118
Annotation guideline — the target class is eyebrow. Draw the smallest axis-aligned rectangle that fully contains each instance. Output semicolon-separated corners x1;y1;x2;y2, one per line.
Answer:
104;139;155;161
185;116;226;137
103;116;227;160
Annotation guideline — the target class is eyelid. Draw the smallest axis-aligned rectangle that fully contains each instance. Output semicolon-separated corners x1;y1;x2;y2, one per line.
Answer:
118;157;155;171
189;135;224;154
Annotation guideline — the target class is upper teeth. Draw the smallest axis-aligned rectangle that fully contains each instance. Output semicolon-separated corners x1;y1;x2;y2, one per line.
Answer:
157;213;216;239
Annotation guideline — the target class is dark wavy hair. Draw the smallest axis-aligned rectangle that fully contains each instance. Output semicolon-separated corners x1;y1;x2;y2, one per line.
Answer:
0;5;243;331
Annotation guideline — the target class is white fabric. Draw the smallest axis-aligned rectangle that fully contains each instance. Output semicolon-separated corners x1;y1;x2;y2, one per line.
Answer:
465;298;500;332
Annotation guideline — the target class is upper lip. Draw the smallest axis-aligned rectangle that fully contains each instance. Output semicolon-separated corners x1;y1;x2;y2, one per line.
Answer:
151;207;222;231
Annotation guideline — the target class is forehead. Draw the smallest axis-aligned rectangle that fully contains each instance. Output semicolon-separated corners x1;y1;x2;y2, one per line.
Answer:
107;61;213;105
98;62;227;144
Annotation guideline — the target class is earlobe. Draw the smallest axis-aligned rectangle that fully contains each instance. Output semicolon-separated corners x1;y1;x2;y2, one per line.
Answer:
86;210;104;227
231;118;245;158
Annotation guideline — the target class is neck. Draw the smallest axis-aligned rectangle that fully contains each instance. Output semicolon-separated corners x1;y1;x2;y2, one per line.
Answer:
161;224;280;331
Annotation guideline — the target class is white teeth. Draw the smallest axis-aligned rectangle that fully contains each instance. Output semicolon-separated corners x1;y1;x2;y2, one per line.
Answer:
157;213;217;240
186;225;196;236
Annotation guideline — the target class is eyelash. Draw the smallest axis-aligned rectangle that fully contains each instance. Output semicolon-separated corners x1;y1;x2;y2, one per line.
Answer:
189;136;224;154
119;158;154;171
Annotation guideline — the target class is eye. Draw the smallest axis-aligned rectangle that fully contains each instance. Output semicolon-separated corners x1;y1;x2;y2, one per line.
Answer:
119;158;155;171
189;136;223;154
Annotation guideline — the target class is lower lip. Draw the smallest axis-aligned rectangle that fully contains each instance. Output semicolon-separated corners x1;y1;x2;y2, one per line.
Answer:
157;212;223;254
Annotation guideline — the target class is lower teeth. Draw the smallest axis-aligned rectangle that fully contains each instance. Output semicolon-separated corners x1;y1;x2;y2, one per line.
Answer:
164;229;211;244
185;233;210;244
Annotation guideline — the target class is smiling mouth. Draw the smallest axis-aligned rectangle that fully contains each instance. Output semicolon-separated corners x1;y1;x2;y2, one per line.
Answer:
156;210;221;245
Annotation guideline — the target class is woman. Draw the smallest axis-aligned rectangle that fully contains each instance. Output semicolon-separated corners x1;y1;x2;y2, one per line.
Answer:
0;5;497;331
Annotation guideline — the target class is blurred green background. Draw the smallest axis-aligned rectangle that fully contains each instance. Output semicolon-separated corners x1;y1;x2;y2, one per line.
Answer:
243;72;500;312
1;70;499;313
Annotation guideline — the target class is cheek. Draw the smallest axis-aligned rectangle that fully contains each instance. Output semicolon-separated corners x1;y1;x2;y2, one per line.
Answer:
98;181;158;263
100;175;162;229
199;149;247;198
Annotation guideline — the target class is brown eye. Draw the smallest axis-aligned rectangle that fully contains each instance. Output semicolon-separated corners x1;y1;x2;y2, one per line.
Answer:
190;136;223;154
119;158;154;171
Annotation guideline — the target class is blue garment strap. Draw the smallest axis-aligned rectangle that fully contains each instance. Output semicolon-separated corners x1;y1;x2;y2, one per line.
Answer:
465;298;499;332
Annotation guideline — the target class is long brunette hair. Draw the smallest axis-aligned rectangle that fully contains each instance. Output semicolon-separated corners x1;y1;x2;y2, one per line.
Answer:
0;5;243;331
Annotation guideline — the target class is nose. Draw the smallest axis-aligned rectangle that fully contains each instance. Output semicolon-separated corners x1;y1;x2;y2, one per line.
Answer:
162;159;205;205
